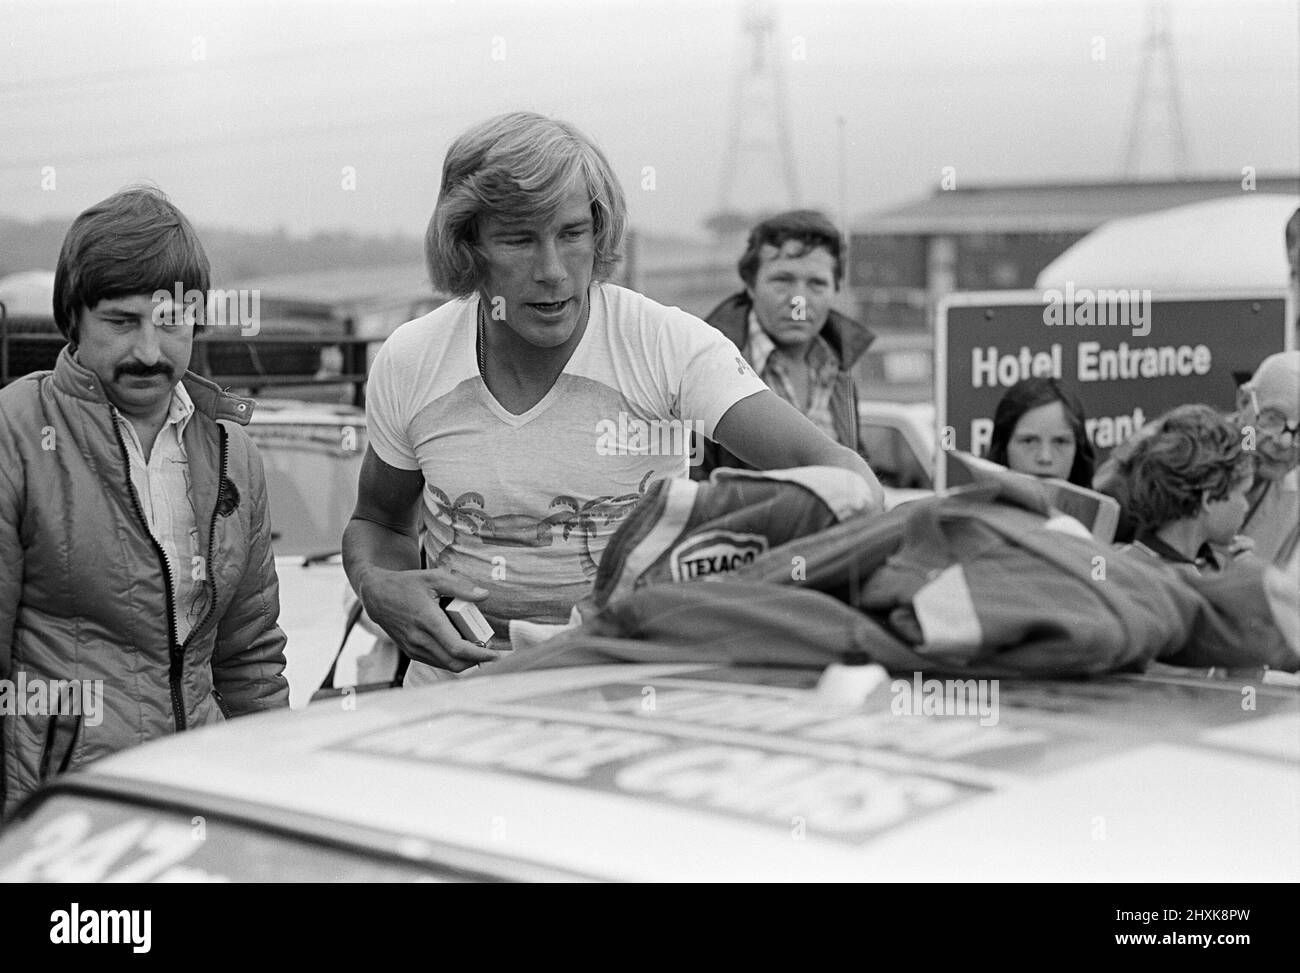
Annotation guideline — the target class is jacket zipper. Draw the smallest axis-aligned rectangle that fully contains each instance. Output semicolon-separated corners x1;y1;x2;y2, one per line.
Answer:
113;420;186;730
211;688;231;719
845;383;860;453
176;426;229;714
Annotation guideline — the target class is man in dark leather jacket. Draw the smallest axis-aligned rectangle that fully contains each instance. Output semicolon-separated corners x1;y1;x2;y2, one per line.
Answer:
695;210;875;480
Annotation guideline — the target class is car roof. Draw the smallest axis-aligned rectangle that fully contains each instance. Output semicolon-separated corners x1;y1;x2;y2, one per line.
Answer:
859;400;936;438
57;662;1300;881
248;398;367;426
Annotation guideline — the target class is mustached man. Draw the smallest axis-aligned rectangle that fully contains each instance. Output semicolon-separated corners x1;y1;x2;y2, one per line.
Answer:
0;187;288;819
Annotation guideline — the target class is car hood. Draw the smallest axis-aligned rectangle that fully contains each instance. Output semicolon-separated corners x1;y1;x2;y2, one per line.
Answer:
51;663;1300;881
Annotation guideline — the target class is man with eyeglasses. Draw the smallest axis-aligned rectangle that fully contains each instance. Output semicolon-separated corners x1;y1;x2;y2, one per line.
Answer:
1236;350;1300;580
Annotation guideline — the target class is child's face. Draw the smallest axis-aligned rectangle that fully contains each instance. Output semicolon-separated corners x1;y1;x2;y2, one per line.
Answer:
1202;477;1253;546
1006;401;1077;481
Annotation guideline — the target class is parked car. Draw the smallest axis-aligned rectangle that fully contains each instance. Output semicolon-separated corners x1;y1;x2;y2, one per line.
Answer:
245;399;381;706
856;329;935;405
0;271;62;384
0;660;1294;881
858;399;936;510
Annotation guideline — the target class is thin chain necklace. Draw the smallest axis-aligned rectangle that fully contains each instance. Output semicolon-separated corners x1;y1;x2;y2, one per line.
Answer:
477;292;591;381
476;301;487;378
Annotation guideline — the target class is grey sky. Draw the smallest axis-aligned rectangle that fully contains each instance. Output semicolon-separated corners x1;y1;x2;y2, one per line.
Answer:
1;0;1296;238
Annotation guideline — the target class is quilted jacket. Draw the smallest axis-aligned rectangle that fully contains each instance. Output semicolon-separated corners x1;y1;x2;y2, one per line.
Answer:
0;347;288;819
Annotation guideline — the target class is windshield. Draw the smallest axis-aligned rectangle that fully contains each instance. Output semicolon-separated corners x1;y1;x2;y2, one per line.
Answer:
0;792;461;882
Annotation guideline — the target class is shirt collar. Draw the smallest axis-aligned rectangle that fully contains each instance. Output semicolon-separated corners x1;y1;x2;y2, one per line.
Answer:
746;311;777;375
168;381;195;426
745;310;838;375
1134;531;1219;572
112;381;195;433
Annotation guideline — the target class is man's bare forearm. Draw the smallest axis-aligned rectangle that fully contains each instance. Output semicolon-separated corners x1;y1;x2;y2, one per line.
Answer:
823;442;874;480
802;441;885;508
343;517;421;603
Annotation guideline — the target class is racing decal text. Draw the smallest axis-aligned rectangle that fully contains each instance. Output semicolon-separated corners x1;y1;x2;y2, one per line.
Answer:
669;530;768;580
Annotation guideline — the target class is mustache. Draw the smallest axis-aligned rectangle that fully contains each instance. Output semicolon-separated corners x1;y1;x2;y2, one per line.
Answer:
114;362;174;380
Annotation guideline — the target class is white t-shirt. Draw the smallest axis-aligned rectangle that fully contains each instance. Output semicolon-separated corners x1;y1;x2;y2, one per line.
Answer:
366;282;768;634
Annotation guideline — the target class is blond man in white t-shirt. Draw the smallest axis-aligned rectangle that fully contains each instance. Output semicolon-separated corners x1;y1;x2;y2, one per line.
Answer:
343;112;883;675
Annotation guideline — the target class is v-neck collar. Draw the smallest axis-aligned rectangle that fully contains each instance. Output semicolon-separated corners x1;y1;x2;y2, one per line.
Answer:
474;286;597;426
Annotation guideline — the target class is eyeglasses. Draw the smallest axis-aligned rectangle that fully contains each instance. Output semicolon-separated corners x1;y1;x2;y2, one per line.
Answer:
1250;387;1300;446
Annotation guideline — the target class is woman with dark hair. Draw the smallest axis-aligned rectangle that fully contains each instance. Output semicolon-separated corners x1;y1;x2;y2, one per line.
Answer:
987;377;1096;487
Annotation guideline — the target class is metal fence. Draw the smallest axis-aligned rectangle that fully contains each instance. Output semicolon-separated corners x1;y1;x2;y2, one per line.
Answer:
0;307;382;407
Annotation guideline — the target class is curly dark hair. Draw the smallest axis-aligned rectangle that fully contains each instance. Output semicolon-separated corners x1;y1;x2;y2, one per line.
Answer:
1112;404;1254;533
736;210;844;290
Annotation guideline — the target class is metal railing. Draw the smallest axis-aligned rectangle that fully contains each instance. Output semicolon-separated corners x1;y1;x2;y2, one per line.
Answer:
0;308;384;407
196;332;383;407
